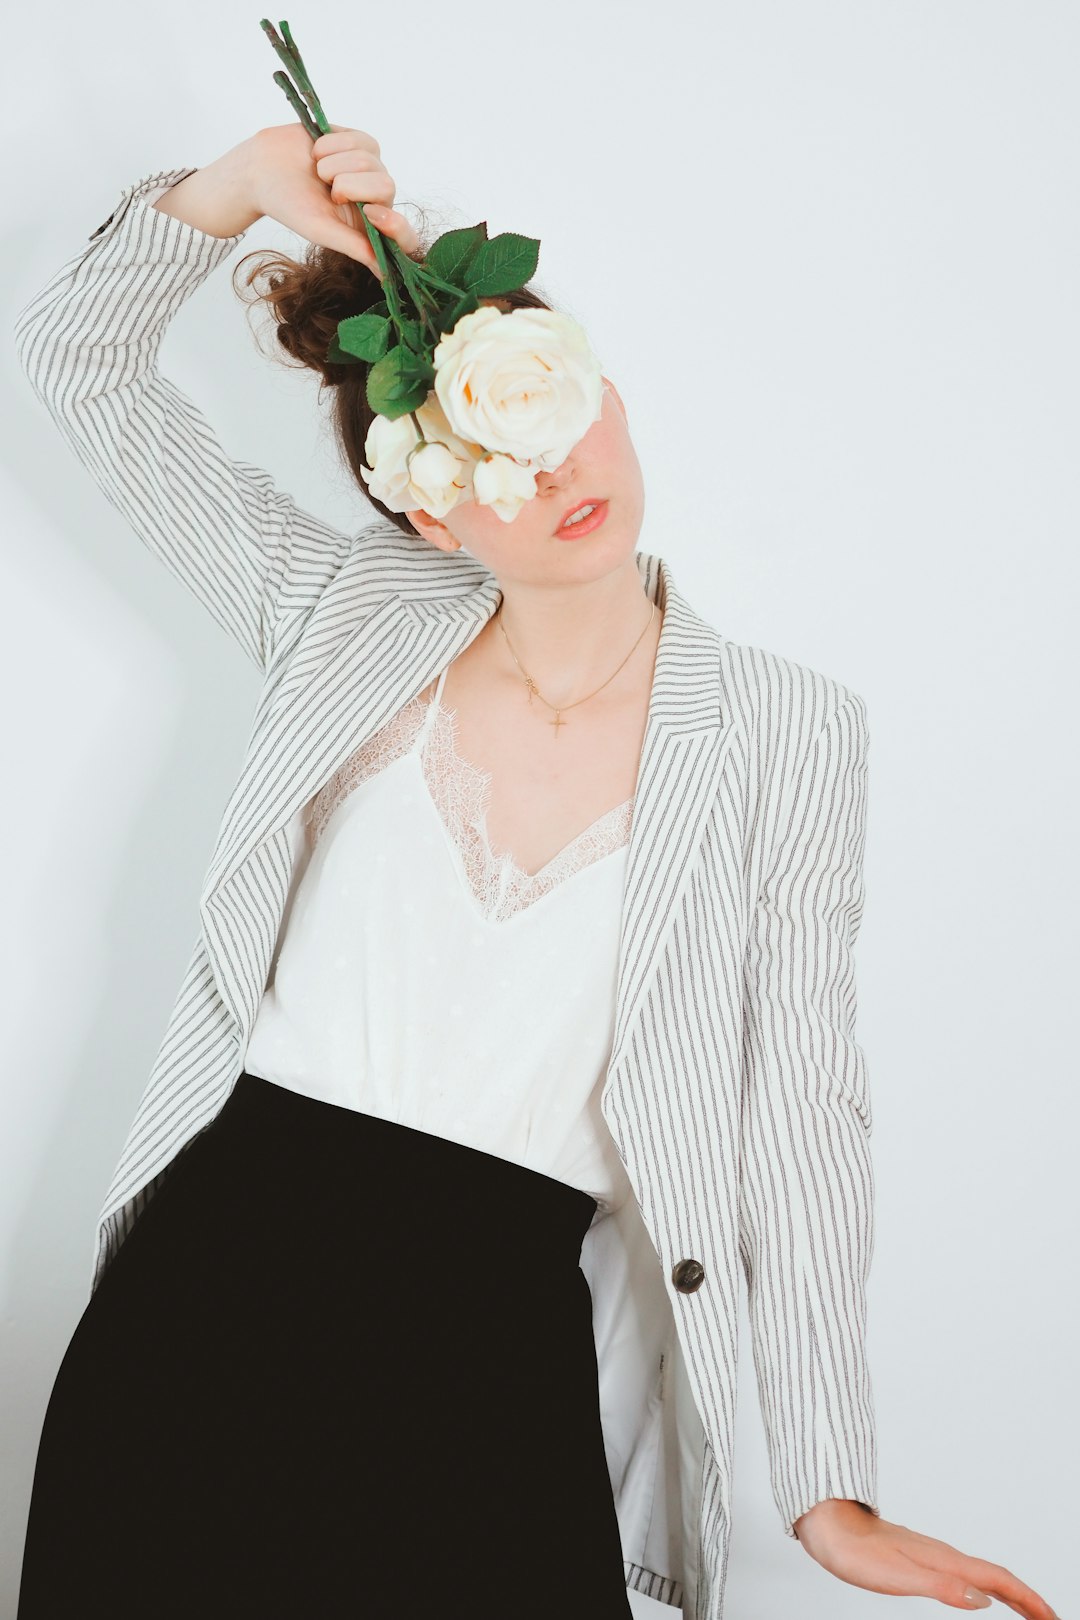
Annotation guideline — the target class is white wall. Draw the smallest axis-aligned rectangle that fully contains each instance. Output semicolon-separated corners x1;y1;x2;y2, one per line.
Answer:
3;2;1075;1615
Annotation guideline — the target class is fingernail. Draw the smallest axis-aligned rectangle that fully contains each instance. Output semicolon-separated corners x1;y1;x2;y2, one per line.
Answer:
961;1590;990;1609
364;203;387;220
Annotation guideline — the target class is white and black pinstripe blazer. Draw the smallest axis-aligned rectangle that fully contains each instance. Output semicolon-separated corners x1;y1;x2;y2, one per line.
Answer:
14;167;880;1620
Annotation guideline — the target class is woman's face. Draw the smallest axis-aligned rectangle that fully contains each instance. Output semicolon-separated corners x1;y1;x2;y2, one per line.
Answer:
406;376;646;588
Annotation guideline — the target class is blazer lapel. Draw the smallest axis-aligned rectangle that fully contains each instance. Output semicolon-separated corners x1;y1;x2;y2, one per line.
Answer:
202;586;498;897
198;548;740;1077
605;563;739;1080
198;577;502;1037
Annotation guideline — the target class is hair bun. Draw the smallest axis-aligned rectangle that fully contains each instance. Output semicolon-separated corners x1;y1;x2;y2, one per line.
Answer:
237;241;382;387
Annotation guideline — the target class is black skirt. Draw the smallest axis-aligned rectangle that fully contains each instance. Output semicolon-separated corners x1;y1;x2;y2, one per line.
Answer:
17;1070;633;1619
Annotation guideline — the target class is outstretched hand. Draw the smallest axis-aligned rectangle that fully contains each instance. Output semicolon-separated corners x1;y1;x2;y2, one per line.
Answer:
793;1499;1059;1618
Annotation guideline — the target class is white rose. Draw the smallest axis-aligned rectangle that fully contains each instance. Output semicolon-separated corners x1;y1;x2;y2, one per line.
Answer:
357;411;418;512
403;441;466;518
432;306;604;472
471;452;543;524
360;393;481;518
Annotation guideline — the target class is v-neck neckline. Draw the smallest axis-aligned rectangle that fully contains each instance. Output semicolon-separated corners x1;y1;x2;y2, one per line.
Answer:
411;686;634;923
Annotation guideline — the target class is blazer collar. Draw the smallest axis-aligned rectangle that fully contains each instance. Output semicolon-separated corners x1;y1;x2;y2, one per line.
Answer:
200;546;738;1078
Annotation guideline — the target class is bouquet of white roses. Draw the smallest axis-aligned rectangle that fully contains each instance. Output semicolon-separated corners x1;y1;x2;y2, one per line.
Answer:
260;18;605;522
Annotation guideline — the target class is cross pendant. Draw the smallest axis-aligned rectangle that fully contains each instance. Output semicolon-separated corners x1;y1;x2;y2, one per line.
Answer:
551;711;565;737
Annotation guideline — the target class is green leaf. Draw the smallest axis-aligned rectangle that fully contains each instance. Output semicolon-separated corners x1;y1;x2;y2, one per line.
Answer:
395;316;426;353
463;232;540;296
336;311;391;361
367;346;431;417
435;289;482;339
325;334;365;366
424;222;489;289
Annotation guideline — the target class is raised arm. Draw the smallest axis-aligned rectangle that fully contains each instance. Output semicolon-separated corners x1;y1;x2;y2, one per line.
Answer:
13;128;418;674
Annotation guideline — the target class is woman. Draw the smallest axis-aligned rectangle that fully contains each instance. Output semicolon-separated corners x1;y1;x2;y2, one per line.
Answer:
13;124;1057;1620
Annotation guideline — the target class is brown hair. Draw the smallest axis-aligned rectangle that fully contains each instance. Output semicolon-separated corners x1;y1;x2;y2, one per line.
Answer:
233;212;558;539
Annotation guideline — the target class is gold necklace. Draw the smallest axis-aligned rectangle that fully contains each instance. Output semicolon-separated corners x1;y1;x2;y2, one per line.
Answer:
496;599;657;737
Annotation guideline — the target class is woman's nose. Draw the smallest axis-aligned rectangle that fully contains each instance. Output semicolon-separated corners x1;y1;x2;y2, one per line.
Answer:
535;461;572;490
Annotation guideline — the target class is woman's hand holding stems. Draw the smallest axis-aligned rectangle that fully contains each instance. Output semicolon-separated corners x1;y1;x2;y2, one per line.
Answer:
151;123;419;276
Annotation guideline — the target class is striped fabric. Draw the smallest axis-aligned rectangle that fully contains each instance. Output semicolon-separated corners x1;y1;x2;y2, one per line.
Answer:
14;168;880;1619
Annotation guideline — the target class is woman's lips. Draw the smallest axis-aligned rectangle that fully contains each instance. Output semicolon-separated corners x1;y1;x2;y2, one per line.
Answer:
554;500;609;540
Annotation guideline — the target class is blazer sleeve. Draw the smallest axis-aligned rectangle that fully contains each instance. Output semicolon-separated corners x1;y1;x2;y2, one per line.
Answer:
738;690;881;1539
13;166;358;674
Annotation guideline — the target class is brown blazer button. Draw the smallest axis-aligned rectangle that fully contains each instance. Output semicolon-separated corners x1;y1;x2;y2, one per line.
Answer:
672;1257;706;1294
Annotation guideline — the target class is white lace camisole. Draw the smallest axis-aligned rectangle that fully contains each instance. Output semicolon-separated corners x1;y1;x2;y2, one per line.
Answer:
242;662;638;1222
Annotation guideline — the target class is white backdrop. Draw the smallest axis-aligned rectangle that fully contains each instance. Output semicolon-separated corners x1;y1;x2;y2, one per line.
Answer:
3;2;1076;1615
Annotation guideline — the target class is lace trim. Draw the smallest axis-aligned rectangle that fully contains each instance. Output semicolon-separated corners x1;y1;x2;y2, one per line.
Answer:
304;692;634;922
305;699;422;848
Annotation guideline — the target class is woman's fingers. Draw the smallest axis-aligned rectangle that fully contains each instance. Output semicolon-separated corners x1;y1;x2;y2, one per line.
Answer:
311;123;381;158
359;203;422;261
310;134;422;263
895;1544;1058;1620
906;1530;1059;1620
940;1558;1058;1620
326;203;421;277
327;165;396;210
329;194;417;247
314;144;381;178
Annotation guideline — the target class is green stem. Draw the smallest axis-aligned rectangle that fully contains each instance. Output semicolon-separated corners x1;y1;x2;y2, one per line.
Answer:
270;69;319;139
279;20;331;128
259;18;474;360
260;21;387;270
